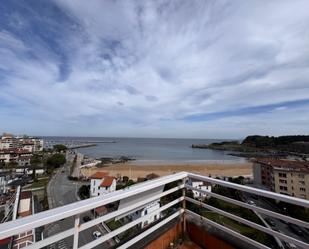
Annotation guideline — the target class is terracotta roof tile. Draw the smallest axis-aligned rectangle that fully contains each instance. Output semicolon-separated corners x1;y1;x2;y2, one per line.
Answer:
100;176;115;187
255;158;309;173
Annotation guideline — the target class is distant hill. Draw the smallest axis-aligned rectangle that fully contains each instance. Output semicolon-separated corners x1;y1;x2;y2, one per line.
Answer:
192;135;309;155
242;135;309;154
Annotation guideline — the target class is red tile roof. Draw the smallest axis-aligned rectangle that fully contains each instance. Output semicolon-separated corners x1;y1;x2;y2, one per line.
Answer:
0;148;31;154
255;158;309;173
95;205;107;215
100;176;115;187
89;172;109;179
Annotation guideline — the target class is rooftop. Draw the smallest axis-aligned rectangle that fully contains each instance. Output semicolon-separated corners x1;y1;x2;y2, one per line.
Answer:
100;176;115;187
255;158;309;173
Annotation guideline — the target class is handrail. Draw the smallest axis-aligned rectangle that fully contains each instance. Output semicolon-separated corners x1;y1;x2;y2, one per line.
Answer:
188;172;309;208
0;171;187;239
0;171;308;249
186;184;309;229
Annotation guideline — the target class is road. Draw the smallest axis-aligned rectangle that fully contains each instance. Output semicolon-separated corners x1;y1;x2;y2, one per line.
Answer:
45;151;115;249
243;191;309;248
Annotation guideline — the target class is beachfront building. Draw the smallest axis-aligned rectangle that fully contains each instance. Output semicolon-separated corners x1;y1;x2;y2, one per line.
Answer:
0;133;18;150
0;133;43;152
253;158;309;199
90;172;116;197
0;148;32;165
18;137;43;153
191;181;212;200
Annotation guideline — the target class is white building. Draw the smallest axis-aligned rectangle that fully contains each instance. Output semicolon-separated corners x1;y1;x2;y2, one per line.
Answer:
140;201;161;228
0;133;17;150
90;172;116;197
19;138;44;153
191;181;212;200
0;149;32;164
0;173;8;194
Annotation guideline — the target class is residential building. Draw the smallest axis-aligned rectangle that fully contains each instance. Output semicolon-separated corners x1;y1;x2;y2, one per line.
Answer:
0;133;18;150
18;138;43;153
0;149;32;164
12;191;34;249
0;173;8;194
140;201;161;228
191;181;212;200
253;158;309;199
90;172;116;197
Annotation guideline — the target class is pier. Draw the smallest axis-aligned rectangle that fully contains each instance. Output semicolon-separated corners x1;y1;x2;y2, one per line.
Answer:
44;140;115;150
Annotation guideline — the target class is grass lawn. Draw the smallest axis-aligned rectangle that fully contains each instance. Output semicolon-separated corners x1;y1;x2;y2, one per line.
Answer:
203;211;251;233
106;219;122;231
26;178;50;189
202;211;272;246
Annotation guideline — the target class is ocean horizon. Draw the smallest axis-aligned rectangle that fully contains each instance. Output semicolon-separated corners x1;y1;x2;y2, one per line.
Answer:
43;136;246;164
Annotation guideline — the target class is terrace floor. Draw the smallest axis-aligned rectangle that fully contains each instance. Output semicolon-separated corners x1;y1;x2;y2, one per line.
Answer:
178;241;202;249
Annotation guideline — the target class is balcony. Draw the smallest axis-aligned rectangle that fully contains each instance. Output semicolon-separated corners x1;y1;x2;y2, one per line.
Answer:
0;172;308;249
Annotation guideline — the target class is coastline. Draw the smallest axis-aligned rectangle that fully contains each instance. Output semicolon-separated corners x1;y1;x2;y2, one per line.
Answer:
81;161;253;180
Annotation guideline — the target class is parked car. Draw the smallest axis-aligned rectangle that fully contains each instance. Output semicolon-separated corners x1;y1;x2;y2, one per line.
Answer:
83;216;91;222
93;231;102;239
247;200;256;206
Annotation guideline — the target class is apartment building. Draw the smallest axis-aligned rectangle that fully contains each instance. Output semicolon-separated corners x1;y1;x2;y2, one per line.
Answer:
0;133;18;150
0;148;32;165
0;133;43;153
253;158;309;199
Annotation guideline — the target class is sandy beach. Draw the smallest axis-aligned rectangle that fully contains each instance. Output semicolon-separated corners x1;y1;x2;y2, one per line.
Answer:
81;162;253;180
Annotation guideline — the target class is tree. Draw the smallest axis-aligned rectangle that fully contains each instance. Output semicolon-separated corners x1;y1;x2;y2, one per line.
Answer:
46;154;66;168
53;144;67;152
31;154;42;179
7;161;18;168
79;185;90;199
122;176;129;183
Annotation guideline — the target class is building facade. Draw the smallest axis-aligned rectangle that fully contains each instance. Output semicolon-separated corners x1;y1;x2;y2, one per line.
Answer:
90;172;116;197
253;158;309;199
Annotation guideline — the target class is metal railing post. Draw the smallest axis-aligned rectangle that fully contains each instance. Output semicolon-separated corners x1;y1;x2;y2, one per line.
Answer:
73;214;80;249
182;177;187;233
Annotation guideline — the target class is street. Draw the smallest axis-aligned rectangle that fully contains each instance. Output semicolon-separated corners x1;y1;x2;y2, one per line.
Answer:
45;152;115;249
243;191;309;248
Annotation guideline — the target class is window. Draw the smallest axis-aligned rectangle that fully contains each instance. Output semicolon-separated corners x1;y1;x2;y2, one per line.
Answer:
299;180;305;185
279;186;287;191
279;179;287;184
279;173;287;178
299;174;305;179
93;188;95;193
300;187;306;192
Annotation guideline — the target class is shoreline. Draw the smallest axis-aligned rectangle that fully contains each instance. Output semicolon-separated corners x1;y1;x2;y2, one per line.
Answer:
127;158;248;165
81;161;253;180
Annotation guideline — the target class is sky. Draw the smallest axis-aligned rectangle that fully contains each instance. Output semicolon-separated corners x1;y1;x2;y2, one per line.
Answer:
1;0;309;139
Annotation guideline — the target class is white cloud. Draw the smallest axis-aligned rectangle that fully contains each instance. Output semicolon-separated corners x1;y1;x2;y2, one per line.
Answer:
1;0;309;137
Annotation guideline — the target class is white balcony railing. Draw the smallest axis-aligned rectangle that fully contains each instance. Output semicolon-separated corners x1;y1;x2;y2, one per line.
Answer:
0;172;308;249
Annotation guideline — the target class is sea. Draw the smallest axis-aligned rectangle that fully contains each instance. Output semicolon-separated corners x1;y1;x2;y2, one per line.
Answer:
43;137;246;164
